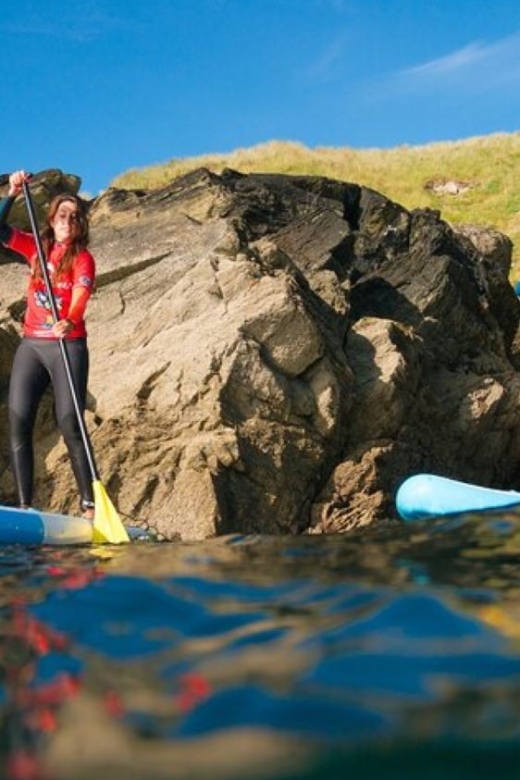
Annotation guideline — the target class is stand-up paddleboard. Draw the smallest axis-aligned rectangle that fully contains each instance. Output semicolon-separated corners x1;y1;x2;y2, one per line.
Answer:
396;474;520;521
0;504;147;545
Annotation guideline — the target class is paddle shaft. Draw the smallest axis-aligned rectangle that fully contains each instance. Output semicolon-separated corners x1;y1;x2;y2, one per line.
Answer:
22;182;100;482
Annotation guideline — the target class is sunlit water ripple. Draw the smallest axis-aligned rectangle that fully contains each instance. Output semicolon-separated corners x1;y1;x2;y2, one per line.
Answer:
1;511;520;779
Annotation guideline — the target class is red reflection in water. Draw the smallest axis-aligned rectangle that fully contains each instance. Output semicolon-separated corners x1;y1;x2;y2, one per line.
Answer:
6;751;44;780
2;561;106;780
104;689;125;719
46;565;105;589
176;672;212;713
11;602;69;655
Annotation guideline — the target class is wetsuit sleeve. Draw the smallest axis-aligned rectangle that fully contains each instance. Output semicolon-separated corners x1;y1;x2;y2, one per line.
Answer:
4;229;37;261
0;196;15;243
67;250;95;324
73;251;95;291
0;197;36;261
67;286;91;325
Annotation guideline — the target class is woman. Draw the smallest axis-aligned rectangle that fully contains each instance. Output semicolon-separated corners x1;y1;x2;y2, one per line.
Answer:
0;170;96;518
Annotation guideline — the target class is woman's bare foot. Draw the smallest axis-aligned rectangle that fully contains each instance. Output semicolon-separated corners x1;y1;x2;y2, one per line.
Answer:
81;501;95;521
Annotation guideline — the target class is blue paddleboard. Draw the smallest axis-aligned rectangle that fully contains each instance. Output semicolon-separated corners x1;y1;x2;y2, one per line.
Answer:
0;504;145;545
0;505;93;545
396;474;520;521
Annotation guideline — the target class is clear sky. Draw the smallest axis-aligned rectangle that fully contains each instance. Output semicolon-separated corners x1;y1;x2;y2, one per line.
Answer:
2;0;520;195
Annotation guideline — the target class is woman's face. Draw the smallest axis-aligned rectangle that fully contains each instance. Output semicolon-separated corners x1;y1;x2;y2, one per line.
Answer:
51;200;81;244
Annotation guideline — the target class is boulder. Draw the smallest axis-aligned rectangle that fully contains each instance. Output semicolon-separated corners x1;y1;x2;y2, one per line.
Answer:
1;167;519;540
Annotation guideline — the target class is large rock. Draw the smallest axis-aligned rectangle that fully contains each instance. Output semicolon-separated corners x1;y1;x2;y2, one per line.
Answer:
1;167;519;540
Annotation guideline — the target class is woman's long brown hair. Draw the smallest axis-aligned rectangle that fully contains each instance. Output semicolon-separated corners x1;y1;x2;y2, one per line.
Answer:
32;193;90;280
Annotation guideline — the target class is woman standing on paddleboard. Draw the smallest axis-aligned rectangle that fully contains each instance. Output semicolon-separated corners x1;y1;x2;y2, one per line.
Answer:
0;171;96;519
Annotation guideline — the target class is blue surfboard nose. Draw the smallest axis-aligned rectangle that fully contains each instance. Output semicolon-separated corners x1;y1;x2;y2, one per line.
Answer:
396;473;520;521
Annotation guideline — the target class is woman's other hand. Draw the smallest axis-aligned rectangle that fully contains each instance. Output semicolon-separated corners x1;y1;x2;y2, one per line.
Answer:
52;319;74;339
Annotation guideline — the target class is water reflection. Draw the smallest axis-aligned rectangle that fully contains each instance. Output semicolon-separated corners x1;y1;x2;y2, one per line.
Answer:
0;511;520;779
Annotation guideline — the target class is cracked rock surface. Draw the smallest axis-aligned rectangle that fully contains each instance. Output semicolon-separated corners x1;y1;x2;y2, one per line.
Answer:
1;167;520;540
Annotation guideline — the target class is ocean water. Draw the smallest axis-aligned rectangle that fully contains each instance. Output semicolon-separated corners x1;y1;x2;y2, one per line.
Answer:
1;512;520;779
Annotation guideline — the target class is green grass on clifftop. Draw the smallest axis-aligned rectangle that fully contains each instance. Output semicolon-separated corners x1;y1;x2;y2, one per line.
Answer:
111;133;520;279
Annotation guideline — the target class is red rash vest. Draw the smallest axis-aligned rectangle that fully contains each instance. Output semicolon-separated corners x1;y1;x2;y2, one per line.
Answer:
6;229;95;339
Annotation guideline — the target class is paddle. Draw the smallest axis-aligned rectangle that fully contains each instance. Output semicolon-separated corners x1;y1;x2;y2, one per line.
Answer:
22;181;129;543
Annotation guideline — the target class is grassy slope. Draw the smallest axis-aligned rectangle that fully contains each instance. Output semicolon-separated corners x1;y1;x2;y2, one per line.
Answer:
111;132;520;278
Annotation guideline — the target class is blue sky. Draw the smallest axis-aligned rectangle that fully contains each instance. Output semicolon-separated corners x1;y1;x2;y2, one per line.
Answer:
2;0;520;195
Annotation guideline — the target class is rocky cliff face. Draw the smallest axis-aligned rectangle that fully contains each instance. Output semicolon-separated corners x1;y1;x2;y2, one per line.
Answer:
1;168;520;540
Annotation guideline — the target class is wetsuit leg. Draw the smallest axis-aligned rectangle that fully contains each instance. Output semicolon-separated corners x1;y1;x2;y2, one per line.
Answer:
47;339;94;507
8;339;51;506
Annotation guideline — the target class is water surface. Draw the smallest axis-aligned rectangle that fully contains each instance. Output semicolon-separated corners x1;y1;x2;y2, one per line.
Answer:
1;511;520;779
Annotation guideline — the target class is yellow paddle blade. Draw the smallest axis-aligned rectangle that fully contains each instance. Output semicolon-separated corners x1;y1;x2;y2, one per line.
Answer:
92;480;130;544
